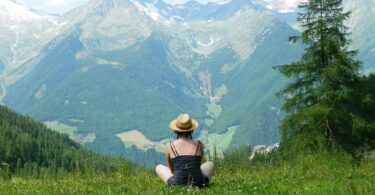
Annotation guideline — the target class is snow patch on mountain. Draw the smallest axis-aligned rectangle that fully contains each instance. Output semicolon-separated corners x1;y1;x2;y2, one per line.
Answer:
264;0;307;13
215;0;232;5
130;0;171;25
0;80;6;100
197;36;215;47
0;0;55;21
170;15;185;22
0;0;59;85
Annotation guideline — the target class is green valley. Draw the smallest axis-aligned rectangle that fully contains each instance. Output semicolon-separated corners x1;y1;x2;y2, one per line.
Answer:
1;0;304;163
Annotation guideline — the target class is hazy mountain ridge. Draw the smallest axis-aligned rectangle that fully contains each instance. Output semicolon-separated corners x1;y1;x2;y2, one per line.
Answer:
264;0;375;72
344;0;375;74
0;0;60;86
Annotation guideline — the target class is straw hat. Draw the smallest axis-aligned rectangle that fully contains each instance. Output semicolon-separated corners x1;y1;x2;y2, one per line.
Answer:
169;113;199;133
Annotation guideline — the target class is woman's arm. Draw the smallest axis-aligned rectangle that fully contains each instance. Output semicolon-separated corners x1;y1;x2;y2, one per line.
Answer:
166;144;174;174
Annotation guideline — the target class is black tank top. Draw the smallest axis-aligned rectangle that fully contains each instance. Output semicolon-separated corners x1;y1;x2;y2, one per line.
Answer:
168;140;209;188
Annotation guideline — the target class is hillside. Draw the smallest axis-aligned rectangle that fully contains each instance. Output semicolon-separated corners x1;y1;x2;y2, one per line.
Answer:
1;148;374;194
0;102;374;194
0;104;125;177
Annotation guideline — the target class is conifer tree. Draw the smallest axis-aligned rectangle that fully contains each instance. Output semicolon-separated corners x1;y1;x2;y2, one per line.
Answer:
274;0;363;150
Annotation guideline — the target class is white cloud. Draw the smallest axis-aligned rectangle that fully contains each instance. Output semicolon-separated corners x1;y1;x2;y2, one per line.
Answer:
283;0;306;8
163;0;236;5
37;0;77;7
18;0;245;13
163;0;188;4
16;0;89;14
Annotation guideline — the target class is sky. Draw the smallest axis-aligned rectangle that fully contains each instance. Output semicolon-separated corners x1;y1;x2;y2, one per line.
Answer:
16;0;277;15
16;0;89;14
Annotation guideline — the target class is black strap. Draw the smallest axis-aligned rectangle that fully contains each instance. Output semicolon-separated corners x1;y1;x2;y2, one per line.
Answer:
170;142;177;157
170;142;179;157
195;141;201;156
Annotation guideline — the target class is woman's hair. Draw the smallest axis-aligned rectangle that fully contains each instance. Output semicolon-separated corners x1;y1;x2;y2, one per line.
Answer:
176;131;192;139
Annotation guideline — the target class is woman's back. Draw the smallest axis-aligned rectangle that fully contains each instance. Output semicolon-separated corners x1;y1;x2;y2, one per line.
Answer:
168;139;208;187
168;138;202;158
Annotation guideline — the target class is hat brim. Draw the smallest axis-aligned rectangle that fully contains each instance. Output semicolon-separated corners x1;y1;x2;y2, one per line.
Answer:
169;119;199;133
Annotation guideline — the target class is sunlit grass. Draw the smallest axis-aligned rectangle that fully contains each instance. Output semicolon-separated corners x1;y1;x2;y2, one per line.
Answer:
1;150;374;194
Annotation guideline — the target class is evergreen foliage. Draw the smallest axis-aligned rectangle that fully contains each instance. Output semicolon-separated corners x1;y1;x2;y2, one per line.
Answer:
350;74;375;149
0;105;124;177
274;0;375;151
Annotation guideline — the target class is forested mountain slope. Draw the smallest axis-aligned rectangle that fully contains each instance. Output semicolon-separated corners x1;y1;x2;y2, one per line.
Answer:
0;105;122;175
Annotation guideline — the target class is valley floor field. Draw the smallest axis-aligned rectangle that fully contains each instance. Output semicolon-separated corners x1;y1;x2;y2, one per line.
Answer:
116;130;172;153
44;121;76;137
116;126;238;155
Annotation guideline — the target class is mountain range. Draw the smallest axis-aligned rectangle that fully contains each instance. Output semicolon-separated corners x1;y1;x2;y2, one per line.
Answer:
0;0;374;162
0;0;59;87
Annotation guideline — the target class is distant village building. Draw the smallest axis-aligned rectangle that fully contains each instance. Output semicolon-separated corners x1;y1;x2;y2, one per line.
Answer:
249;143;279;161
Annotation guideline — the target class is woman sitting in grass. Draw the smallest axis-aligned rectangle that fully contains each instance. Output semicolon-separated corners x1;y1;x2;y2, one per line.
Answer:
155;113;214;188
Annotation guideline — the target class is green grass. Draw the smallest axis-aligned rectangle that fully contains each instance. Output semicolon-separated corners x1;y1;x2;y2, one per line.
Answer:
220;63;237;74
206;103;222;119
44;121;77;137
1;151;374;194
205;119;215;126
198;127;237;155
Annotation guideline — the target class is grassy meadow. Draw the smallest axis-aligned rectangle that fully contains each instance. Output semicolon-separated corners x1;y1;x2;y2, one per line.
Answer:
1;149;374;194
